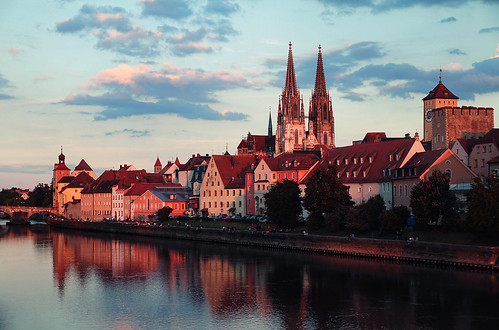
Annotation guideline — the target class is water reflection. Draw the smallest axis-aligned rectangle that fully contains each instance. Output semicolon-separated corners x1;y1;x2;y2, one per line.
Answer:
1;225;498;329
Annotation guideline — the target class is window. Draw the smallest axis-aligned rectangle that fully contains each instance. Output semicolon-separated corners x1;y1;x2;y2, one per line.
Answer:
346;172;350;178
353;171;357;178
360;157;364;164
214;191;217;196
477;147;480;154
345;158;349;165
405;185;408;196
238;201;242;207
483;146;486;153
214;202;217;208
336;159;340;166
273;173;276;180
445;169;451;178
357;187;361;193
257;184;260;191
481;159;485;167
354;158;357;164
489;145;492;152
239;190;242;196
363;170;366;177
393;186;397;197
369;186;372;193
227;201;229;207
369;156;373;163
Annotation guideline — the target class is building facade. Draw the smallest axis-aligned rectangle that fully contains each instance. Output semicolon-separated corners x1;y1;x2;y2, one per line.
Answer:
423;75;494;149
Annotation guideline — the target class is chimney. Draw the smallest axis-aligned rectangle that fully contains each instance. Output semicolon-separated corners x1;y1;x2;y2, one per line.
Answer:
405;133;410;138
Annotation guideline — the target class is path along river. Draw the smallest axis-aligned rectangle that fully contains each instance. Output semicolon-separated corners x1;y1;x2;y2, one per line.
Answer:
0;221;498;329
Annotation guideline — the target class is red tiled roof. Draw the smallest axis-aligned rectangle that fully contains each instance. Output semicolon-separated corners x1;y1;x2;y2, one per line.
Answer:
83;169;165;194
61;172;95;192
125;182;181;196
476;128;499;148
487;155;499;164
54;163;70;171
74;159;93;171
303;138;421;184
178;154;211;171
58;176;75;184
154;157;162;167
422;82;458;101
263;152;319;171
455;138;478;154
212;154;257;188
362;132;387;144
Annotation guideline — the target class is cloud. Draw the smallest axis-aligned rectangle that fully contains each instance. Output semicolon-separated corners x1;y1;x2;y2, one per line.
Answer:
56;4;131;33
140;0;193;19
440;16;457;23
338;57;499;101
0;74;14;100
317;0;498;13
8;47;22;56
61;63;253;121
34;76;53;83
105;128;151;138
56;4;163;58
449;48;466;55
94;26;163;57
479;26;499;34
204;0;240;16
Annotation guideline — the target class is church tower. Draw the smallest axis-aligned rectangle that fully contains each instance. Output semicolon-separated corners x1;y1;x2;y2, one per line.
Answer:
275;42;306;154
154;157;162;174
309;45;335;148
52;146;70;210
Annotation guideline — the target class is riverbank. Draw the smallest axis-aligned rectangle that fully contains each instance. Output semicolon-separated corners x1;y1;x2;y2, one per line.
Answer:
46;218;498;271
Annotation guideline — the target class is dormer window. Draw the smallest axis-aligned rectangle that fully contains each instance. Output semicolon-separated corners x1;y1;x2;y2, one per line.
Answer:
360;157;364;164
353;158;357;164
336;159;340;166
363;170;366;177
369;156;373;163
345;159;349;165
346;172;350;178
396;154;400;161
353;171;357;178
389;155;393;161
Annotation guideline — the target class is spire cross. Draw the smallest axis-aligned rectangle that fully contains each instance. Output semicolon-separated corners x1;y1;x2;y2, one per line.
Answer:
439;68;442;83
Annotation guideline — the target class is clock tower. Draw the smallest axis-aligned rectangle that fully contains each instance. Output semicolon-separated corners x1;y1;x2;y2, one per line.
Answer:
422;71;458;143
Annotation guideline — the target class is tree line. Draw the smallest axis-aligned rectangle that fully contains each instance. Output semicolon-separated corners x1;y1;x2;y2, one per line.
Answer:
264;165;499;239
0;184;52;207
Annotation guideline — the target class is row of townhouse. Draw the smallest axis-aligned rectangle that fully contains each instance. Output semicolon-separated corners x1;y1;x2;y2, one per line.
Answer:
199;133;479;218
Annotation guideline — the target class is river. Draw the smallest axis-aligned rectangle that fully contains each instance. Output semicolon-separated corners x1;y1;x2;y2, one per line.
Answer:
0;222;498;329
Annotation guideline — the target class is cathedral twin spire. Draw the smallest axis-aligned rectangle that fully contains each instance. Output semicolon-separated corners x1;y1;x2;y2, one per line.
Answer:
276;42;335;153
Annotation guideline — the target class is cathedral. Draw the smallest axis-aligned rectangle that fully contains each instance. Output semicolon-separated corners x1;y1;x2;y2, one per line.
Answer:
275;43;335;154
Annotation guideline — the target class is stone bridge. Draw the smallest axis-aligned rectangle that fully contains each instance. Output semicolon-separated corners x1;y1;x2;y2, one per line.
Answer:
0;205;58;219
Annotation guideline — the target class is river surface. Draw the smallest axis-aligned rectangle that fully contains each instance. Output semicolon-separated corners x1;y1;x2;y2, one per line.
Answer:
0;222;498;329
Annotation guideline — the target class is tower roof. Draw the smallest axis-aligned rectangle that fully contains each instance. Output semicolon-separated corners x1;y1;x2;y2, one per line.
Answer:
423;82;459;100
74;159;92;171
154;157;162;167
284;42;298;97
313;45;327;96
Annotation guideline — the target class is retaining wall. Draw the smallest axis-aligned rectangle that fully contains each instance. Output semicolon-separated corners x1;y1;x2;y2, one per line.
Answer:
47;219;499;271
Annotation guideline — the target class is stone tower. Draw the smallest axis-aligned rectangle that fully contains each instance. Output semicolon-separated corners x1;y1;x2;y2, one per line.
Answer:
423;71;494;149
154;157;162;174
275;42;306;154
309;45;335;148
52;146;70;210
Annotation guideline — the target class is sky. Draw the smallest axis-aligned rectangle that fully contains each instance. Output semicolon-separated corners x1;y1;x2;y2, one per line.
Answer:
1;0;498;190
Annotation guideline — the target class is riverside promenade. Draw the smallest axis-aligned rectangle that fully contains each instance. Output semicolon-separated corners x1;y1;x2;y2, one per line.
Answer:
46;218;498;272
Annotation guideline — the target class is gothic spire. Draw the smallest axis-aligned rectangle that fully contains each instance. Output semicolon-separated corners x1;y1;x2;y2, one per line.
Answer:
284;42;298;97
268;108;273;137
314;45;327;96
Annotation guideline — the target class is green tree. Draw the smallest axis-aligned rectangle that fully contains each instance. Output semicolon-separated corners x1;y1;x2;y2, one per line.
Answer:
345;195;385;232
303;165;353;230
466;177;499;238
381;205;410;234
264;179;302;229
27;183;52;207
409;169;456;230
157;206;173;222
0;189;19;205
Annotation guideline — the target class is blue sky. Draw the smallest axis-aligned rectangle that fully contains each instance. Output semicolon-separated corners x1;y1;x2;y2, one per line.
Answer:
1;0;498;189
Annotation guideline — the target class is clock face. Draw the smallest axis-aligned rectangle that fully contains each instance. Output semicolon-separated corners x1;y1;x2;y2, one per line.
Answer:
425;109;432;122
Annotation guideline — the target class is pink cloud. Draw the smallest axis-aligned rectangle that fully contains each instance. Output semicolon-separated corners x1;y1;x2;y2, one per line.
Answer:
8;47;22;56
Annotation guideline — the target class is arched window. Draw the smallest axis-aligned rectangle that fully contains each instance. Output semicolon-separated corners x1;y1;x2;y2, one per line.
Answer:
445;169;451;178
294;129;298;144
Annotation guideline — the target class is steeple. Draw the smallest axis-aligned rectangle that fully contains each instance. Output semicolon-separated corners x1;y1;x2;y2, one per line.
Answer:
268;109;273;137
58;146;65;164
314;45;327;96
284;42;298;97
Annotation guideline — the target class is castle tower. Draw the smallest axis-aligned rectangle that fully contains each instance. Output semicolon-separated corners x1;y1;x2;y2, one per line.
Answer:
52;146;70;210
422;70;458;143
423;71;494;149
275;42;306;153
309;45;335;148
154;157;162;174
